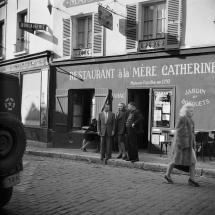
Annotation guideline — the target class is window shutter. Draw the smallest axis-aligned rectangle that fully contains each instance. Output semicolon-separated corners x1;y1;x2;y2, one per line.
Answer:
126;4;138;53
93;13;104;57
165;0;182;49
94;88;110;119
63;18;72;57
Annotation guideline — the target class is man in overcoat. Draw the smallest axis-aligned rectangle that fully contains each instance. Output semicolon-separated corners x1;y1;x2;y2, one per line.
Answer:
125;102;143;162
97;104;115;164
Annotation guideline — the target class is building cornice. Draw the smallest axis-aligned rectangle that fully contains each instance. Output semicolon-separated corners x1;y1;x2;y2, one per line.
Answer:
51;46;215;67
0;50;53;67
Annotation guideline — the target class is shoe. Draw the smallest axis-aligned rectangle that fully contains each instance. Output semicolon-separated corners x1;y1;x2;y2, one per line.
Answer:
164;175;174;184
122;155;127;160
117;154;122;159
130;159;139;163
125;158;130;161
188;178;200;187
83;148;87;152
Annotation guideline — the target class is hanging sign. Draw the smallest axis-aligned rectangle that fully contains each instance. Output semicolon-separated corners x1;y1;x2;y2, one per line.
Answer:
19;22;47;33
98;5;113;30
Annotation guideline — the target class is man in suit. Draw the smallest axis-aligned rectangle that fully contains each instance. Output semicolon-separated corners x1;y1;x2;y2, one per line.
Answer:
125;102;143;163
97;103;115;164
115;102;127;160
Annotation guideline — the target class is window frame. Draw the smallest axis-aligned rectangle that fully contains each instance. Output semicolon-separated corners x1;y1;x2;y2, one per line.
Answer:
15;9;28;53
73;14;93;50
0;20;4;58
151;87;175;130
139;0;166;41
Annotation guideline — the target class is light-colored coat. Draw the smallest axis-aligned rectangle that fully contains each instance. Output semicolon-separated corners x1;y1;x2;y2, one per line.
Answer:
97;111;115;137
171;115;195;166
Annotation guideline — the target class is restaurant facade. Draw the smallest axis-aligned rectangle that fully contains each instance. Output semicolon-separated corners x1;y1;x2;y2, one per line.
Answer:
51;47;215;151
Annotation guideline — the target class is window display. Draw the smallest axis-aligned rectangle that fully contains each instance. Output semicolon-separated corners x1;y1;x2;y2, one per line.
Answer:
153;89;173;128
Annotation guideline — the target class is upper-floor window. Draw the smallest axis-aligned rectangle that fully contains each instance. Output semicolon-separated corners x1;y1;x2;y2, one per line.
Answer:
77;16;92;49
142;2;166;40
0;20;4;58
62;13;103;58
15;10;28;54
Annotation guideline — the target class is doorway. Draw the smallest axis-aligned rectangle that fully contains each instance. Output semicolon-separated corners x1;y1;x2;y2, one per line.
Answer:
128;89;150;149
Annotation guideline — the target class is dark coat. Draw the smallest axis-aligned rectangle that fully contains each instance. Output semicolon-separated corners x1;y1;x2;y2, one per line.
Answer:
171;115;195;166
115;111;127;135
97;111;115;137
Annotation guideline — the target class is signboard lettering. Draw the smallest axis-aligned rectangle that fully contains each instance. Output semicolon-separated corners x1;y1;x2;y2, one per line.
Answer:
63;0;104;8
19;22;47;31
69;61;215;81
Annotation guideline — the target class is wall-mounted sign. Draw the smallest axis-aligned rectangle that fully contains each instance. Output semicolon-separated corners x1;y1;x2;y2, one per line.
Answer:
63;0;104;8
98;5;113;30
0;0;6;8
19;22;47;33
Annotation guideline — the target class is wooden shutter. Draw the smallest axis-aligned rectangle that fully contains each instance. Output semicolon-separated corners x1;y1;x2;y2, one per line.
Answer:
126;4;138;53
63;18;72;57
165;0;182;49
55;89;68;132
93;13;104;56
94;88;110;119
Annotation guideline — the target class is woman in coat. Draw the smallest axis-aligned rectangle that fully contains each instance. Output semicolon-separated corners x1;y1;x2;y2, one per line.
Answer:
164;103;199;187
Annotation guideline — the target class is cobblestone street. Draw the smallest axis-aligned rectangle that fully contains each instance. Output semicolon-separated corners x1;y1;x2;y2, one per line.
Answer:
1;154;215;215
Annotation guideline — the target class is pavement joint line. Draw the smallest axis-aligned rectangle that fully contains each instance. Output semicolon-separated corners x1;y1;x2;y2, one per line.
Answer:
25;149;215;178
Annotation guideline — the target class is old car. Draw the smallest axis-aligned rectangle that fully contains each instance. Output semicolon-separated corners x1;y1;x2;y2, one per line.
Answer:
0;72;26;208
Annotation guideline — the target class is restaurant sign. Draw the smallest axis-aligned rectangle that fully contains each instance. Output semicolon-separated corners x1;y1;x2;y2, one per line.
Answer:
63;0;104;7
19;22;47;33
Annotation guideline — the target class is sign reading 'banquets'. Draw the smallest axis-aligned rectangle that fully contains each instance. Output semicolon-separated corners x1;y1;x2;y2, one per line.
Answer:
63;0;104;8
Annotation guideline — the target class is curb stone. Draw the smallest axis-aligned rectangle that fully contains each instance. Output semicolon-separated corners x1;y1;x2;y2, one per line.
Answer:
25;149;215;178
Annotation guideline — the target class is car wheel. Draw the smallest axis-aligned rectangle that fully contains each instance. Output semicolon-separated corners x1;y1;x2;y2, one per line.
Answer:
0;187;13;208
0;113;26;175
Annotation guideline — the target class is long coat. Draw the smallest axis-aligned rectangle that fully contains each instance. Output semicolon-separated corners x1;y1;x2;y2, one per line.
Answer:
97;111;115;137
171;115;195;166
115;111;127;135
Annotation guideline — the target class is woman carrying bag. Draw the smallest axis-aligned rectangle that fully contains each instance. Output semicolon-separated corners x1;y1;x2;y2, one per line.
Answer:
164;103;200;187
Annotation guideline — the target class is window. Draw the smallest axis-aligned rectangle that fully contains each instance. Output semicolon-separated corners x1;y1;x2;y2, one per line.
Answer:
68;89;95;129
15;11;28;53
152;89;173;128
21;69;49;127
0;20;4;57
76;16;92;49
141;2;166;40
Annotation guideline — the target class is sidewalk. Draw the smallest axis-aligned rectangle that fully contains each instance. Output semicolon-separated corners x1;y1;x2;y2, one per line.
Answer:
25;141;215;178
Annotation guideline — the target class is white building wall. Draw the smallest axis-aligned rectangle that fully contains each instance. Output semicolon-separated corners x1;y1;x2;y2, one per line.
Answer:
2;0;215;61
185;0;215;48
4;0;53;60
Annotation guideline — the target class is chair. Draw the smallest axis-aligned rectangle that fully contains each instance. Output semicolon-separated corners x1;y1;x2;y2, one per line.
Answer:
160;130;174;156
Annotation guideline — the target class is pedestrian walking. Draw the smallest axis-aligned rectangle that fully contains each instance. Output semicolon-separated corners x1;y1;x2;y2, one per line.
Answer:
115;102;127;160
125;102;143;163
97;103;115;164
164;103;200;187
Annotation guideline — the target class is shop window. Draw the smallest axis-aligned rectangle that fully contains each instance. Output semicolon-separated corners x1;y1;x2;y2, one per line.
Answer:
21;72;41;126
152;89;173;128
0;20;4;58
21;69;49;127
15;10;28;54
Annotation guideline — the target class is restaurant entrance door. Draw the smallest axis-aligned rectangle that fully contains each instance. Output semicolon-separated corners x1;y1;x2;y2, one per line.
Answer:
128;89;150;149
